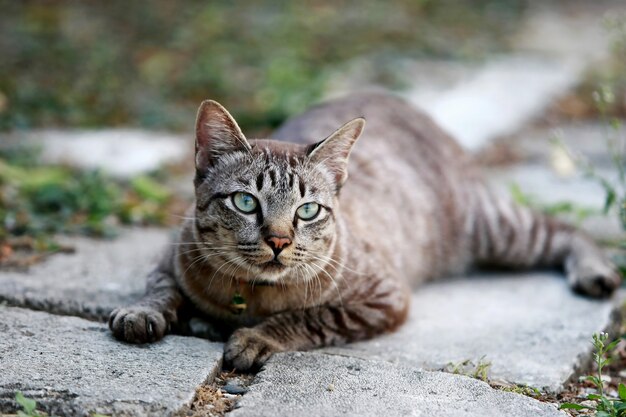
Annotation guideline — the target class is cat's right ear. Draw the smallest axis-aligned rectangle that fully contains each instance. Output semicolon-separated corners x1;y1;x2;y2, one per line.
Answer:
307;117;365;190
195;100;251;173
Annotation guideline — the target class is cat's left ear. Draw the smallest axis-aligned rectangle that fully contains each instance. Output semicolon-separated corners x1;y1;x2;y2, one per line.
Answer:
307;117;365;189
195;100;251;173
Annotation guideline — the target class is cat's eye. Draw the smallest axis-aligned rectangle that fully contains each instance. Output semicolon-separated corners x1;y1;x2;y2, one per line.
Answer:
232;192;258;213
296;202;320;220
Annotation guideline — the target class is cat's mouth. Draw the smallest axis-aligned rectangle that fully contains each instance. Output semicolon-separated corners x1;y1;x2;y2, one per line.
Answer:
261;259;287;272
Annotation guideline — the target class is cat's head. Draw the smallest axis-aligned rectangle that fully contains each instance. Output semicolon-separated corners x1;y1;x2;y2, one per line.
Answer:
192;100;364;284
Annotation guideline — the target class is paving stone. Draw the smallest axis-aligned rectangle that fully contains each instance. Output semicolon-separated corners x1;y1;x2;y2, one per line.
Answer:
408;55;581;151
330;2;625;152
0;228;171;320
0;305;222;417
322;273;622;393
230;352;565;417
505;122;625;167
1;129;191;178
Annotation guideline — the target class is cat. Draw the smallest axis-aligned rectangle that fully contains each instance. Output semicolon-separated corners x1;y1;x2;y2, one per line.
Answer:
109;92;621;371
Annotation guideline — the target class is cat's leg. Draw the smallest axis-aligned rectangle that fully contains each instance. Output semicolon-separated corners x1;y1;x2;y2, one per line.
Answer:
470;184;620;297
109;250;183;343
224;276;410;371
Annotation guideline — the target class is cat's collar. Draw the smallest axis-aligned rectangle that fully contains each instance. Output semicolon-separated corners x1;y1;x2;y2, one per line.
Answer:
236;278;276;287
230;278;276;315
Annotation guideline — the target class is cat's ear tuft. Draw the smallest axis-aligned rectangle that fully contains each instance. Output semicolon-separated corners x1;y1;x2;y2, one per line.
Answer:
307;117;365;189
195;100;251;172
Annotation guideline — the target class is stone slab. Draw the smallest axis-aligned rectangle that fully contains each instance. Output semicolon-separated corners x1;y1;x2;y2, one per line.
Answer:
0;306;223;417
322;273;622;393
0;228;171;320
505;122;626;167
230;352;565;417
407;1;623;151
1;129;191;178
408;54;581;151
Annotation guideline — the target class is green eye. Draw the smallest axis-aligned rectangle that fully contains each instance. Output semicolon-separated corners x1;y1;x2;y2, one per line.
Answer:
232;192;258;213
296;202;320;220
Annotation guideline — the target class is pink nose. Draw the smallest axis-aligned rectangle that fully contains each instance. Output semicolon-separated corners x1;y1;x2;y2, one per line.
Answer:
266;236;292;250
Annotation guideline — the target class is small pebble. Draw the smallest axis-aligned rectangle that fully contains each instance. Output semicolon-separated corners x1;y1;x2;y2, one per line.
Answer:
223;381;247;395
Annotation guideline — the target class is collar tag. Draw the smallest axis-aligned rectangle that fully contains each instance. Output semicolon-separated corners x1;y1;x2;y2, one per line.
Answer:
230;292;247;315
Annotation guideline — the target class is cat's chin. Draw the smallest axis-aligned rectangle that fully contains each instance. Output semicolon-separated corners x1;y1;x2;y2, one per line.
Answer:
234;260;292;284
261;260;287;273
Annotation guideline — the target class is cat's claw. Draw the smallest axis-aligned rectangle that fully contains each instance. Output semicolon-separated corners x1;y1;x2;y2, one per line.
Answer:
224;328;283;371
108;306;168;344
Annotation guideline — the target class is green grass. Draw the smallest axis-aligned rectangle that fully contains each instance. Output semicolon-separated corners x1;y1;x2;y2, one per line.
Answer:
560;333;626;417
0;148;174;238
550;81;626;276
444;356;492;382
0;145;183;267
15;391;45;417
14;391;109;417
509;182;600;225
0;0;526;260
498;384;541;398
0;0;525;133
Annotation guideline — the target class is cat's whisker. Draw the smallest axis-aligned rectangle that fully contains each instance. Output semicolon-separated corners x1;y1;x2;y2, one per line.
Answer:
170;241;240;249
309;259;344;311
224;256;245;283
171;244;239;249
178;246;239;261
296;264;310;308
180;249;223;259
298;265;310;312
178;245;236;255
306;255;342;275
300;263;322;308
207;256;242;292
311;253;364;275
169;214;196;221
244;259;255;289
180;252;212;281
312;264;326;309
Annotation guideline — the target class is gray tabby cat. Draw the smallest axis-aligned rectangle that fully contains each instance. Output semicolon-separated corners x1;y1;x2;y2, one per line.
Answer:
109;92;620;371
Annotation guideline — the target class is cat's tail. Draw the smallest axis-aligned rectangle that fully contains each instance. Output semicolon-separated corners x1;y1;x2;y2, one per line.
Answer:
467;182;620;297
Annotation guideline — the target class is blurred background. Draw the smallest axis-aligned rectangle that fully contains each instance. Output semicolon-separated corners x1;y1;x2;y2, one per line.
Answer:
0;0;625;269
0;0;526;132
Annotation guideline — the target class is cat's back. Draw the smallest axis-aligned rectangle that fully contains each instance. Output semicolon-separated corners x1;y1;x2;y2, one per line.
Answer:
272;92;470;173
272;92;475;193
273;92;477;280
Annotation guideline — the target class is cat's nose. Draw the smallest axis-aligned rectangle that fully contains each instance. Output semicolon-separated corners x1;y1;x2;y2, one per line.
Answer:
265;236;292;255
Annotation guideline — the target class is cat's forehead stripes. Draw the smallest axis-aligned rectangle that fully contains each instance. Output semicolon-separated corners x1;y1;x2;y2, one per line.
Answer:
256;173;264;191
244;141;314;196
298;177;306;198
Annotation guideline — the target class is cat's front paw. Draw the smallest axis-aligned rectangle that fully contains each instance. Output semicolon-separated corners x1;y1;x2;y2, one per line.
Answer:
568;257;621;298
108;306;168;344
224;328;283;371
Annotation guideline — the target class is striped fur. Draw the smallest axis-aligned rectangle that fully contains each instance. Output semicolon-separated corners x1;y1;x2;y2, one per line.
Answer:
109;92;620;370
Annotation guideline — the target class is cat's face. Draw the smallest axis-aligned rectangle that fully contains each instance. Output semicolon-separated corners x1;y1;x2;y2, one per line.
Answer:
195;142;337;283
193;100;364;285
